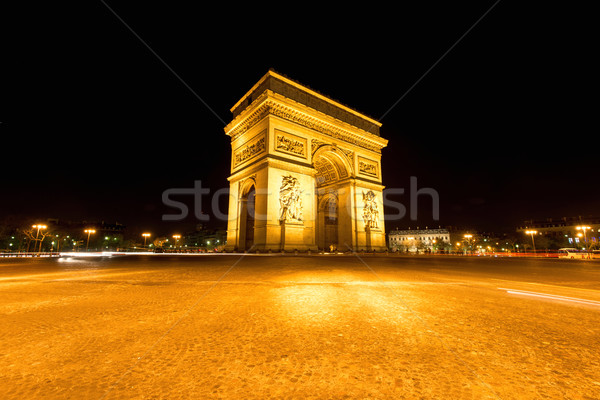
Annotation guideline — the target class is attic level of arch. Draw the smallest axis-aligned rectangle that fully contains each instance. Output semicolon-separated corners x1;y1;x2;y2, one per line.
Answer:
230;71;381;136
226;73;387;155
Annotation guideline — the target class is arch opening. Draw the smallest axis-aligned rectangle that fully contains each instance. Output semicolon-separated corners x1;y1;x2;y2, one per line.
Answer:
313;148;352;251
239;183;256;251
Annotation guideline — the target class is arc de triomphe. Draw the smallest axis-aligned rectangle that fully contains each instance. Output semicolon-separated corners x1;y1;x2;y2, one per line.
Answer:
224;70;388;252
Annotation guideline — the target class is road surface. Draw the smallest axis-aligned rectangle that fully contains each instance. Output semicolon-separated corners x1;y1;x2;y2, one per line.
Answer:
1;254;599;399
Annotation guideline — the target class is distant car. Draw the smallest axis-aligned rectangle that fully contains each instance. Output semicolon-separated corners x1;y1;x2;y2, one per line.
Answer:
558;248;587;259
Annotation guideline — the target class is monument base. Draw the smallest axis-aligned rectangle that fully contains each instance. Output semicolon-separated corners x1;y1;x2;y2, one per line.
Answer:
280;220;316;252
356;227;387;252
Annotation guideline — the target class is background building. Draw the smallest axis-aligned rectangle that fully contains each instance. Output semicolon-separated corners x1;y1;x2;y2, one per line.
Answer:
517;216;600;250
388;227;451;253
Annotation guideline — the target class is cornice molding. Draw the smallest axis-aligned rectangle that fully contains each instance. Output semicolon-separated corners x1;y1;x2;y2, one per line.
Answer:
225;92;388;154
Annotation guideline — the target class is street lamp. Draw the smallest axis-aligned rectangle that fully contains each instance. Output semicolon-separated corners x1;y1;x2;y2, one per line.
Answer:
173;235;181;251
142;233;151;248
576;226;591;247
84;229;96;252
32;224;47;254
525;230;537;254
463;234;473;254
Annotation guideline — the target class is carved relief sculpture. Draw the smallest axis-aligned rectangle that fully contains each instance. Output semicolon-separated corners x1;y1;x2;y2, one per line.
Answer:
362;190;379;229
279;175;303;222
311;138;327;155
358;156;378;177
359;160;377;176
276;134;305;156
234;136;265;167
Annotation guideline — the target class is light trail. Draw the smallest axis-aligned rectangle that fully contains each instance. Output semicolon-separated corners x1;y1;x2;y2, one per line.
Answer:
499;288;600;307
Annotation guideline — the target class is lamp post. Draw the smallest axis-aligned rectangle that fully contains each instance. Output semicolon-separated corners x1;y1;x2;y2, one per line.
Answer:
50;235;60;253
576;226;591;247
525;230;537;254
142;233;151;249
84;229;96;252
173;235;181;251
463;234;473;254
32;224;47;254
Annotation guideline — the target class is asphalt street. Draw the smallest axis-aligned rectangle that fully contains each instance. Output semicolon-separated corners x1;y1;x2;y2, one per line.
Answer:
0;254;599;399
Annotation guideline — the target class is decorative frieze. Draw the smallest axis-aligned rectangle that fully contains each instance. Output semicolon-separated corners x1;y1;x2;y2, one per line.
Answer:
275;130;307;158
358;156;379;178
227;99;385;153
233;132;266;167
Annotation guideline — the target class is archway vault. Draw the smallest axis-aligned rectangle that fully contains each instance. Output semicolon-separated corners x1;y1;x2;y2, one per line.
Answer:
312;145;353;187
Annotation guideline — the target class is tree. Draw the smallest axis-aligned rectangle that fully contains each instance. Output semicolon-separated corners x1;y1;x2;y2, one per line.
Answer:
533;234;564;251
498;233;520;252
20;225;53;253
433;240;452;253
153;237;168;249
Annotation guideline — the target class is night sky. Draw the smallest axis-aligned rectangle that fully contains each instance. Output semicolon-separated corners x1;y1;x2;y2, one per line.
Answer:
3;2;597;236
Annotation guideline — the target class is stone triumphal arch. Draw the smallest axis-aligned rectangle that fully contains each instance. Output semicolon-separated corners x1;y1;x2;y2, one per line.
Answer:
224;70;388;252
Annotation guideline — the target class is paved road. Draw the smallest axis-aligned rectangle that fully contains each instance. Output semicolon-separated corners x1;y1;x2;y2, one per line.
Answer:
0;255;599;399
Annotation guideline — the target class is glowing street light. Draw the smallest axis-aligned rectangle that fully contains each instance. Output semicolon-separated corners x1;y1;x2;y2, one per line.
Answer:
173;235;181;250
84;229;96;252
32;224;47;253
576;226;591;245
525;230;537;254
142;233;151;248
463;234;473;254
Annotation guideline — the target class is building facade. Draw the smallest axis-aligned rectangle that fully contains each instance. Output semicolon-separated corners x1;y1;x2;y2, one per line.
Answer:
388;228;451;253
517;216;600;249
224;71;388;252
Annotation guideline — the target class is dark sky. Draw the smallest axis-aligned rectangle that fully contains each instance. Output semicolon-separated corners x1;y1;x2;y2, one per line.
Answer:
3;2;597;236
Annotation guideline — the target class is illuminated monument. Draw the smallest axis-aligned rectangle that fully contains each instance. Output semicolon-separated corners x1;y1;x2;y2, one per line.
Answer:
224;70;388;252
